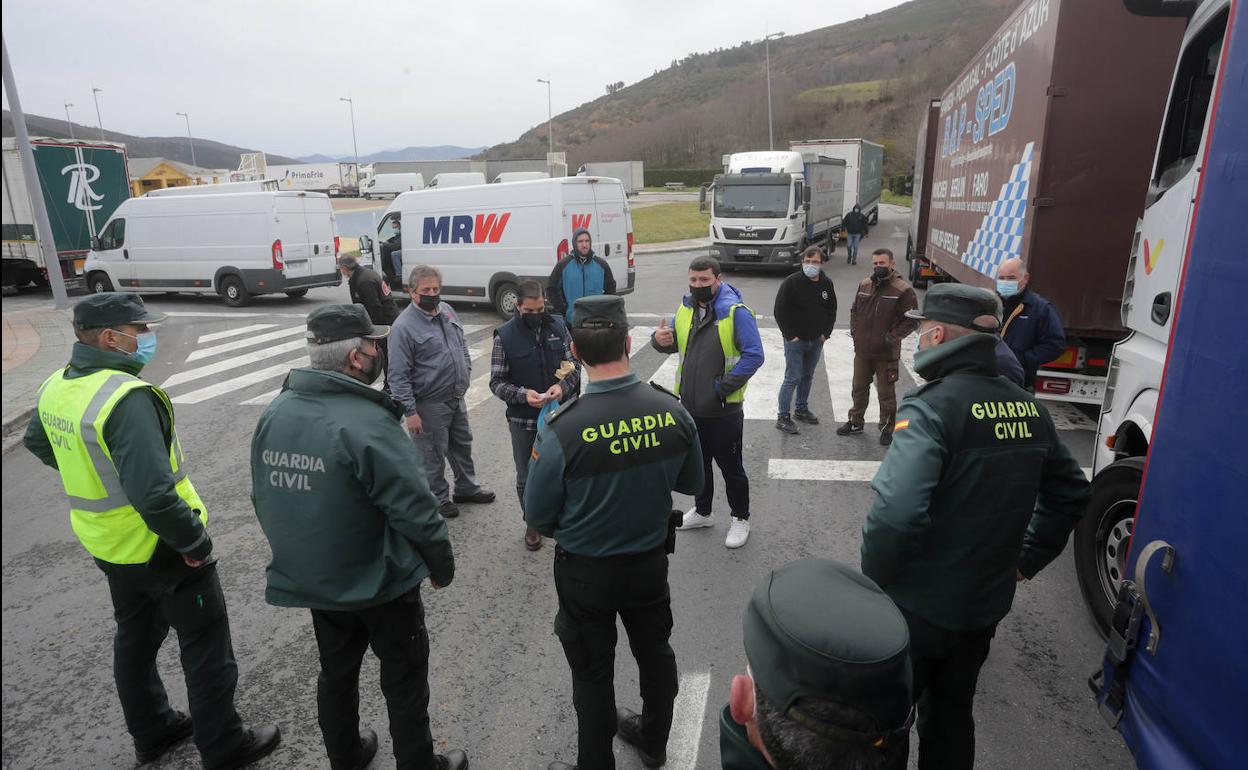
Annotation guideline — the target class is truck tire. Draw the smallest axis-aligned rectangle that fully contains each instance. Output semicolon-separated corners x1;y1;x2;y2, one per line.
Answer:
493;281;519;319
88;272;115;294
219;275;251;307
1075;457;1145;638
285;289;309;299
869;208;879;225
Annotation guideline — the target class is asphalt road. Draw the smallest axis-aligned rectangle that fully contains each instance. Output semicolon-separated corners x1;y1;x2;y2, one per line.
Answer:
1;205;1131;769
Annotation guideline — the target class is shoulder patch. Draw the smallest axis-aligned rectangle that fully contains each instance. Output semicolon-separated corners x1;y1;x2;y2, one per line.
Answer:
545;396;579;424
649;381;679;400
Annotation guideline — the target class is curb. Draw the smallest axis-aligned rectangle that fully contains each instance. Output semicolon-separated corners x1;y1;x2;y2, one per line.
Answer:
2;406;34;454
635;240;711;256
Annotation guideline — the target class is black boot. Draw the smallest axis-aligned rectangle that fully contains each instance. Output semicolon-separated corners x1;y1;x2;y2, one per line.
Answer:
617;707;667;768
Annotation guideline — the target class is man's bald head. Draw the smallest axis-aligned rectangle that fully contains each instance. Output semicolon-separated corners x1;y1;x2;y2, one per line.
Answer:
997;258;1029;283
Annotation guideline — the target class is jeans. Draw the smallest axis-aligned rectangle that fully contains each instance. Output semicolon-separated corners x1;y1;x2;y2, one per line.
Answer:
95;546;245;765
508;421;538;516
390;249;404;284
310;588;436;770
777;338;823;417
553;546;677;770
693;411;750;519
847;233;862;260
411;397;483;504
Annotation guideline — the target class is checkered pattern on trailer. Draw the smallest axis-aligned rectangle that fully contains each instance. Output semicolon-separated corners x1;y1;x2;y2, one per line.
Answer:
960;141;1035;278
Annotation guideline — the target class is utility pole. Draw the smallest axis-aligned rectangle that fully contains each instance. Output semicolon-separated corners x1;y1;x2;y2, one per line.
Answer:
63;102;76;141
176;111;196;167
765;32;785;151
92;87;105;140
536;78;553;155
4;35;70;308
339;97;359;172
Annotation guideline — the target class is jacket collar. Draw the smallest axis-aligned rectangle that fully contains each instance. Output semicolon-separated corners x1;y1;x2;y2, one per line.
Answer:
584;371;639;395
914;333;1000;381
68;341;146;377
284;368;404;417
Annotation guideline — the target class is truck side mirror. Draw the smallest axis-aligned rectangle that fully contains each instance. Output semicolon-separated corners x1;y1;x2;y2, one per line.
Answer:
90;236;101;251
802;186;812;204
359;236;372;253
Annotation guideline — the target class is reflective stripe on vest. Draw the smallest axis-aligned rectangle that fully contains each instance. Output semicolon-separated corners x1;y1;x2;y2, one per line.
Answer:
673;301;751;403
36;368;207;564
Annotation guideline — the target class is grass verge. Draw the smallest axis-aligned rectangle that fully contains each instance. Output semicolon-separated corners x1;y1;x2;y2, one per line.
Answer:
632;202;710;244
881;190;912;207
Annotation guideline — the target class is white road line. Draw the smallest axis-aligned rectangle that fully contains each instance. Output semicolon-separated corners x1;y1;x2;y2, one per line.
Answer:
186;325;306;362
240;388;281;407
628;326;654;356
172;357;308;404
628;311;774;320
462;324;489;336
196;324;278;344
900;333;919;385
163;311;309;318
769;459;881;481
743;328;786;420
823;331;871;424
163;339;307;388
651;350;679;391
663;671;711;770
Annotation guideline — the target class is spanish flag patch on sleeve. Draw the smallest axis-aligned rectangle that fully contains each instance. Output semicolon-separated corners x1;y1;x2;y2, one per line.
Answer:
531;446;540;461
894;419;910;431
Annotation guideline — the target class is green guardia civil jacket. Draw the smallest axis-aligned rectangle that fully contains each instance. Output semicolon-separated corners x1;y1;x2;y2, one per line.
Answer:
860;334;1090;632
719;706;773;769
251;368;454;611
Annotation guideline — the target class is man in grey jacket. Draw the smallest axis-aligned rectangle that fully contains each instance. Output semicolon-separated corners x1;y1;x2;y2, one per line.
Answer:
388;265;495;519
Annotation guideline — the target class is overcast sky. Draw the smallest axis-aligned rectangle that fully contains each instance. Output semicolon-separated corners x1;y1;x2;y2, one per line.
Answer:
3;0;906;158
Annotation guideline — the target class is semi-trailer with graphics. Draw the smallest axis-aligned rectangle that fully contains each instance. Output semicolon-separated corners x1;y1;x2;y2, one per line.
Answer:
910;0;1185;404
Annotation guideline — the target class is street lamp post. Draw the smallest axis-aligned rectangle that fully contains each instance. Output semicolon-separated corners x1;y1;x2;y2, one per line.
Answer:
536;78;553;156
764;32;785;151
175;111;196;167
92;87;105;140
63;102;76;141
339;97;360;173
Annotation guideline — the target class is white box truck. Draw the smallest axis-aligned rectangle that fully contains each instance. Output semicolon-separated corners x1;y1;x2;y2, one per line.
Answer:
493;171;550;183
361;172;424;199
266;162;359;196
146;179;279;196
428;172;486;189
789;138;884;224
83;191;342;306
359;176;635;317
708;150;845;269
577;161;644;194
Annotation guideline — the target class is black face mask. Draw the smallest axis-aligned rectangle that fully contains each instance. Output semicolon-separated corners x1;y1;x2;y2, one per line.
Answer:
417;293;440;312
521;311;545;329
357;346;384;385
872;266;890;281
690;285;715;304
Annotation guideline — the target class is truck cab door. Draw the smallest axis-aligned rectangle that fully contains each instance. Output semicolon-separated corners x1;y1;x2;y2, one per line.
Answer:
92;217;130;286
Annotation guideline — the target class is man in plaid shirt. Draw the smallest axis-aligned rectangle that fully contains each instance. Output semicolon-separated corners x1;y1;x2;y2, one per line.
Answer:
490;280;580;550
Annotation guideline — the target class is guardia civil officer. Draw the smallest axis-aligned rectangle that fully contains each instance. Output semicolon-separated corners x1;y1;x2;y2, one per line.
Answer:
251;304;467;770
860;284;1090;769
525;294;705;770
23;293;280;769
722;559;912;770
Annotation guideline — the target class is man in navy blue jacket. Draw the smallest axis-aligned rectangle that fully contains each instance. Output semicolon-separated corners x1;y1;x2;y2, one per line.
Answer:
996;258;1066;388
548;228;617;326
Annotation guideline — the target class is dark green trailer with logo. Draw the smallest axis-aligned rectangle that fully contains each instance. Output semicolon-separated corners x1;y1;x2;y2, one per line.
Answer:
2;137;131;290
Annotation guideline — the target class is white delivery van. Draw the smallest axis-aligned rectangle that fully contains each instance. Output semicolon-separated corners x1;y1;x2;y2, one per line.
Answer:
493;171;550;183
361;172;425;199
360;176;635;317
428;172;486;189
84;191;342;307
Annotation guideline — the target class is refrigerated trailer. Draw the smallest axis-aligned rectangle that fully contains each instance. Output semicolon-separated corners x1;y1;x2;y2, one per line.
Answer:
911;0;1185;404
789;138;883;225
266;162;358;196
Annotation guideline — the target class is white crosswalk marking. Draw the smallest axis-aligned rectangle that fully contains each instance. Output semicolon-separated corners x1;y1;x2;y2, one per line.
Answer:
196;324;278;344
823;331;867;425
665;671;711;769
172;358;309;404
163;338;307;389
743;328;786;420
186;325;306;362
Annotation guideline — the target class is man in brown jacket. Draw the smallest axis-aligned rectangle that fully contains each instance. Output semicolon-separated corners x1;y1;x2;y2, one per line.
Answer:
838;248;918;446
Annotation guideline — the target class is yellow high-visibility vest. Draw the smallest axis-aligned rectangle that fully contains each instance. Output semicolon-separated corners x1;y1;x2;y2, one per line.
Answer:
673;301;751;403
36;368;207;564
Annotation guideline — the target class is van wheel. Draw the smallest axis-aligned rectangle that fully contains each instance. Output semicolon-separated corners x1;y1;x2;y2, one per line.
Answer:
493;281;519;319
1075;458;1144;638
88;272;114;294
219;275;250;307
285;289;309;299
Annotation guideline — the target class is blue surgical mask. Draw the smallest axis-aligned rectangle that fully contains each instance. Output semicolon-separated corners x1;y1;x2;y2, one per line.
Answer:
997;279;1020;298
802;263;821;279
113;330;158;365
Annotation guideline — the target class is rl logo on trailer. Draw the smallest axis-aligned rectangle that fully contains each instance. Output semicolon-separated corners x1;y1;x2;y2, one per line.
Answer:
422;213;512;244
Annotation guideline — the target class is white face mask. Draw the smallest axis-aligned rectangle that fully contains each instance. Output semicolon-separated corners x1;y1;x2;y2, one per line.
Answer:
801;263;821;279
917;326;941;351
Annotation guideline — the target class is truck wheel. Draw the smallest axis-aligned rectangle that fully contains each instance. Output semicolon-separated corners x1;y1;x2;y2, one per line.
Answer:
88;272;114;294
219;275;251;307
493;281;519;318
869;208;879;225
1075;457;1145;638
285;289;309;299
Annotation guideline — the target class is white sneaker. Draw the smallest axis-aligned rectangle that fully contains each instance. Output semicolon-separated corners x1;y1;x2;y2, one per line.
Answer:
678;508;714;530
725;517;751;549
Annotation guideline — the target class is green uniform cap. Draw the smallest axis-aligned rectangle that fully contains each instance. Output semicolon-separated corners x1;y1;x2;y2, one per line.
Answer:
73;293;167;329
305;303;390;343
571;294;629;330
905;283;1001;332
744;559;912;738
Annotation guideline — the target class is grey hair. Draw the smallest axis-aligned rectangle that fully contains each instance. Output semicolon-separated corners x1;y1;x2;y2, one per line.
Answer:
307;336;364;371
409;264;442;287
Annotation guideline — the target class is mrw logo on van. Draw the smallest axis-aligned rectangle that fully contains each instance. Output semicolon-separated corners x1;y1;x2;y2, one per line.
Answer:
572;214;592;231
422;213;512;244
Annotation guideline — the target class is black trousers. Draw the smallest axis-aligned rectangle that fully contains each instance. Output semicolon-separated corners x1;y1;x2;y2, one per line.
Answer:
310;587;435;770
890;609;997;770
95;546;244;764
508;421;538;516
553;546;678;770
693;411;751;519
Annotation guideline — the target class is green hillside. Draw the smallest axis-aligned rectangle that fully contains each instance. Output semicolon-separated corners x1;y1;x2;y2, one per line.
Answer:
482;0;1016;174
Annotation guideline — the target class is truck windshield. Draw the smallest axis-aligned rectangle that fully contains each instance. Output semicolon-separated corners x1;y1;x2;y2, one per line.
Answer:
714;184;790;218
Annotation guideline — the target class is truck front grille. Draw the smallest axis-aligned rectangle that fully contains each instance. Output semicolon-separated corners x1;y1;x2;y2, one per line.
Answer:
722;227;777;241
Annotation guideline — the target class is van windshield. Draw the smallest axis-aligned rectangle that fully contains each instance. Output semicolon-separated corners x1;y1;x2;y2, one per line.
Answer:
714;184;790;218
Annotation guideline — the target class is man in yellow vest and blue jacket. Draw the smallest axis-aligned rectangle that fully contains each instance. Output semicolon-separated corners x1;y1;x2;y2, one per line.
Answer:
23;293;280;770
652;256;764;549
